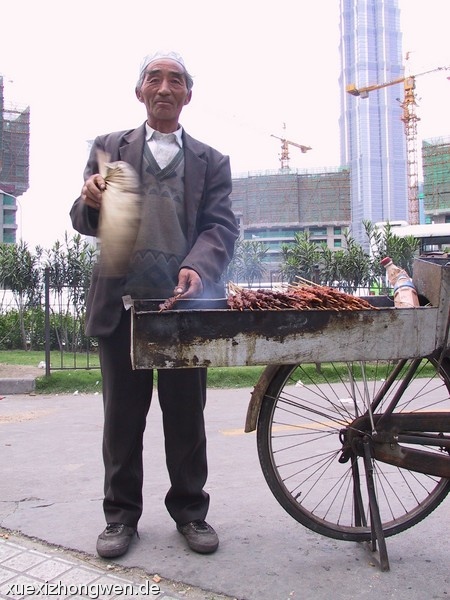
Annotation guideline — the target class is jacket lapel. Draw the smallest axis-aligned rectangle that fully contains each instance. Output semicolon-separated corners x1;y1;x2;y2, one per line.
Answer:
119;124;147;173
183;132;206;244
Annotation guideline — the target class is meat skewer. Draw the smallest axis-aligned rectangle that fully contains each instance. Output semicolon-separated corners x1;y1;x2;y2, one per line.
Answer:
227;283;375;312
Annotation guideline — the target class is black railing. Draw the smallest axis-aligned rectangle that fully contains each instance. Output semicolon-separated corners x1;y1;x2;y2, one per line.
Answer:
43;268;99;374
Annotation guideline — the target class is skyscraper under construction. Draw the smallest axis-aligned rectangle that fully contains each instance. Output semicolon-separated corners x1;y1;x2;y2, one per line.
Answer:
0;76;30;243
339;0;408;245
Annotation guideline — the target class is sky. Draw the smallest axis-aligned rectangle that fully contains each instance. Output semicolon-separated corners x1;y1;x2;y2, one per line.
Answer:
1;0;450;249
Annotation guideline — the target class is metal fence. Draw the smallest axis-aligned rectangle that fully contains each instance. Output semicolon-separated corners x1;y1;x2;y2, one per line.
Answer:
43;269;100;376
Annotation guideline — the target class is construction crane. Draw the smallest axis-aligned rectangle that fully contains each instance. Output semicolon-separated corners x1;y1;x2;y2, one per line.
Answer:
271;124;312;171
347;65;450;225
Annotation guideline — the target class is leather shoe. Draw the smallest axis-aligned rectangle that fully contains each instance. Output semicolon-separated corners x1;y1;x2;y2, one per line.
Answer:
96;523;136;558
176;520;219;554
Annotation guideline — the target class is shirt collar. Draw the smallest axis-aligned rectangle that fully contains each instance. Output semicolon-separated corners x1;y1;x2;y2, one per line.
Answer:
145;123;183;147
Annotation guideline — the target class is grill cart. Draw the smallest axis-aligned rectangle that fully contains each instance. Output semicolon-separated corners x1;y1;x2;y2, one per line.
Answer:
129;258;450;571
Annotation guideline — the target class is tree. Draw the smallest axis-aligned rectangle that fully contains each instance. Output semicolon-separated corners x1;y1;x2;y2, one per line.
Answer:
43;233;97;351
0;241;43;349
224;239;268;287
364;221;419;289
240;241;268;287
319;243;341;287
279;223;420;294
334;232;372;293
280;231;320;284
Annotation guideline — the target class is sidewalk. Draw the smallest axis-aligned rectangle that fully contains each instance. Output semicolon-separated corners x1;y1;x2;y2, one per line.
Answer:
0;530;233;600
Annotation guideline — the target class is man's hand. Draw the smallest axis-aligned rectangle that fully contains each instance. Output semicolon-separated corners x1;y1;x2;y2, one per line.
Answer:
81;174;106;209
174;268;203;298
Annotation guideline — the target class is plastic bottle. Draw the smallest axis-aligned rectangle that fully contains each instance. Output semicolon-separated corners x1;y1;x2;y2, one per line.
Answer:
380;257;419;308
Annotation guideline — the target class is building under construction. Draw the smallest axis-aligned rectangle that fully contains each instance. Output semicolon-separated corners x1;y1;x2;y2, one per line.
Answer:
422;136;450;224
0;75;30;243
230;166;351;274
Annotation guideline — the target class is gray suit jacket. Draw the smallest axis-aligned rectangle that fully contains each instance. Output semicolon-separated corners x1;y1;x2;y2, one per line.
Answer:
70;123;239;337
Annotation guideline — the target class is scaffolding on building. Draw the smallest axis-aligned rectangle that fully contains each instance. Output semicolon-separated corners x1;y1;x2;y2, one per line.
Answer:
0;75;30;198
422;136;450;220
231;167;350;229
298;169;351;225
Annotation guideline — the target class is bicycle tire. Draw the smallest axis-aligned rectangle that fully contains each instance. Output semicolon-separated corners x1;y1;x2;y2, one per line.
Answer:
256;357;450;542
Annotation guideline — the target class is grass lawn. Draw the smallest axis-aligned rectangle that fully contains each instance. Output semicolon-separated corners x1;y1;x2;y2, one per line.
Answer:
0;350;265;394
0;350;436;395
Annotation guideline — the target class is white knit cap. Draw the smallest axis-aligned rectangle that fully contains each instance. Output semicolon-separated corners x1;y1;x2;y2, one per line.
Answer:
138;51;186;80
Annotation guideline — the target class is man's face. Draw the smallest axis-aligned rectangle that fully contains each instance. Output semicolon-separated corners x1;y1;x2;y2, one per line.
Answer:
136;58;192;132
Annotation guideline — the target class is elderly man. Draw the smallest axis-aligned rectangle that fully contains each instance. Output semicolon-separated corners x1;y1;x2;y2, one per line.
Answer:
70;51;238;558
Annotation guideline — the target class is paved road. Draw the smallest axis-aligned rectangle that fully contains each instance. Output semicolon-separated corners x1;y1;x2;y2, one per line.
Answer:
0;387;449;599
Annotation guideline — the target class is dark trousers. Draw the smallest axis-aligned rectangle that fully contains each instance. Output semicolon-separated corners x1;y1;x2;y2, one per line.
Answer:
98;310;210;528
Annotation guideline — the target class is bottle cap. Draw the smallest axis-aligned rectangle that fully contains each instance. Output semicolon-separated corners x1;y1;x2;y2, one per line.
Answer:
380;257;392;266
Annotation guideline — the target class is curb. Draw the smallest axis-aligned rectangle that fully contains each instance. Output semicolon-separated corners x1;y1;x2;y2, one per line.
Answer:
0;377;36;395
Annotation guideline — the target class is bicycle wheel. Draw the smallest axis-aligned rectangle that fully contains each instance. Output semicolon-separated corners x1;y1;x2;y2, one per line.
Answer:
256;357;450;541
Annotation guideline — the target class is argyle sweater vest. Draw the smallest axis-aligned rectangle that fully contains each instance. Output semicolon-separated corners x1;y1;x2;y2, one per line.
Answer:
124;144;187;299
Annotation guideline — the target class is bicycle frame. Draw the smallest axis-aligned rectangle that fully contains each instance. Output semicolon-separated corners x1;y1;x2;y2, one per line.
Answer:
347;356;450;478
348;412;450;478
